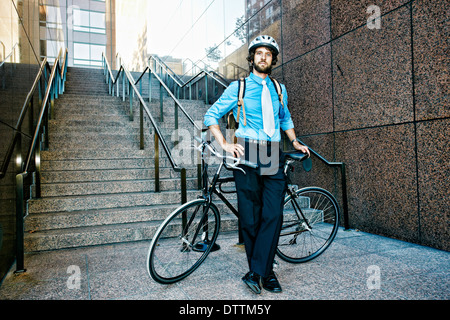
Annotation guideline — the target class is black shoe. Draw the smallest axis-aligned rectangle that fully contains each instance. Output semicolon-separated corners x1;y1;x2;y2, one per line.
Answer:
262;271;282;293
242;271;262;294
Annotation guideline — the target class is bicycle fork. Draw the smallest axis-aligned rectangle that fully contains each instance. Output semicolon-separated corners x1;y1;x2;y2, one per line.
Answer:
283;187;313;244
284;160;313;232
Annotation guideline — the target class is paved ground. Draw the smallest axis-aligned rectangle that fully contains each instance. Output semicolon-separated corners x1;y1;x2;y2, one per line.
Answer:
0;227;448;304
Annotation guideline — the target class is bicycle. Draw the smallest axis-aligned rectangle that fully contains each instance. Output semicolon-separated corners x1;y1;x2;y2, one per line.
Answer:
146;137;340;284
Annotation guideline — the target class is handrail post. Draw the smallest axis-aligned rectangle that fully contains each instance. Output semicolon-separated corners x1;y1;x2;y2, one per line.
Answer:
15;173;26;273
44;103;49;150
148;71;152;102
159;82;163;122
129;82;133;121
297;138;350;229
140;102;144;149
116;71;119;97
35;141;42;198
14;136;26;273
50;82;55;120
181;168;187;204
38;76;42;106
174;103;179;146
340;163;349;230
154;132;160;192
9;50;67;275
197;128;202;190
205;75;208;104
122;71;125;101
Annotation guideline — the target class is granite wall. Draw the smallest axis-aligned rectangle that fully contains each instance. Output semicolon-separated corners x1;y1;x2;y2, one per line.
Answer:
266;0;448;250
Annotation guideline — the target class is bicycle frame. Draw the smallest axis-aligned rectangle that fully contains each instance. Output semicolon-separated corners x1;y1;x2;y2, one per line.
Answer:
198;141;241;215
191;139;315;250
182;143;242;252
283;160;313;232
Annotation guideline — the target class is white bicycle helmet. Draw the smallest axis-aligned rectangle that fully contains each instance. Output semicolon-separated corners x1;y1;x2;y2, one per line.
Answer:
248;35;280;55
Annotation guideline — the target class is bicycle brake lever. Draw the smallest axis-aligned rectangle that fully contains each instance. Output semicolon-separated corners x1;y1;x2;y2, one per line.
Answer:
234;166;246;175
226;159;246;175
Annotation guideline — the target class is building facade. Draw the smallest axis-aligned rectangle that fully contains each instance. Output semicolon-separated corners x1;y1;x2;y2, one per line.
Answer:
250;0;448;251
0;0;448;283
38;0;115;68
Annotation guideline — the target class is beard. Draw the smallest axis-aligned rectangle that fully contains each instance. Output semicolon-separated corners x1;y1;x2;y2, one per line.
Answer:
253;61;272;74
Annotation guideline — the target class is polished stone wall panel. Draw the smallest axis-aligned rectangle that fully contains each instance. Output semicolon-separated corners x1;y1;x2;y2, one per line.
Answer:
330;0;411;38
288;133;349;225
412;0;450;121
281;0;330;62
335;124;419;242
332;5;413;131
271;0;448;249
416;119;450;251
284;44;333;136
290;133;336;191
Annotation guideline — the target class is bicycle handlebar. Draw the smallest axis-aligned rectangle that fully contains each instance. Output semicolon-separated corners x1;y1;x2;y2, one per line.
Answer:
193;136;258;170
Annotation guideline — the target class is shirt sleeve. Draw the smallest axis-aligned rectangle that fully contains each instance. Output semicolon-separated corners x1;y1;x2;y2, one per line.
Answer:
279;84;295;131
204;81;239;127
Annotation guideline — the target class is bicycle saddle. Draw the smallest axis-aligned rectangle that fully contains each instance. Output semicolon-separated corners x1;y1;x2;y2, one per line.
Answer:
284;151;308;162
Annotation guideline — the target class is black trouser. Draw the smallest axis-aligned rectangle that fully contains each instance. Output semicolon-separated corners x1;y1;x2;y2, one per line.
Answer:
233;138;287;278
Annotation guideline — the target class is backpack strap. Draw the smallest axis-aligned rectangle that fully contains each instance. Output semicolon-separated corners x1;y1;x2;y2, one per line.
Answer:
236;77;246;126
233;77;283;129
270;77;284;108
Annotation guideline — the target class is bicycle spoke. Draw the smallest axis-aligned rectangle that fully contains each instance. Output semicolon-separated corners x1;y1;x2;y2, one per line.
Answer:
147;200;220;284
277;187;339;263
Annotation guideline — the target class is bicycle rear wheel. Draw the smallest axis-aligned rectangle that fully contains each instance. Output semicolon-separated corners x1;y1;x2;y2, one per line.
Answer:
147;199;220;284
277;187;340;263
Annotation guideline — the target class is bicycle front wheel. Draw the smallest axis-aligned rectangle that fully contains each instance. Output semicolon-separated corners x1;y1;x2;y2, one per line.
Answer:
147;199;220;284
277;187;340;263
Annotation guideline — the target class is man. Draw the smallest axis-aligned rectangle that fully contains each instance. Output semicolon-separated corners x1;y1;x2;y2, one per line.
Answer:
203;35;309;294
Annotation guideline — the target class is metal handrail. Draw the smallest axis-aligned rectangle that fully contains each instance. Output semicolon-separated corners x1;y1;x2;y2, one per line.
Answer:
180;62;229;89
102;52;197;202
0;58;48;180
180;57;209;78
149;55;228;104
152;55;184;85
15;47;68;273
153;55;349;229
147;65;200;130
296;138;349;230
0;42;18;67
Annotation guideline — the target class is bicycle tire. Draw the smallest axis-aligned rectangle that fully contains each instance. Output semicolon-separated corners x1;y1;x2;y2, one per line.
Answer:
276;187;340;263
147;198;220;284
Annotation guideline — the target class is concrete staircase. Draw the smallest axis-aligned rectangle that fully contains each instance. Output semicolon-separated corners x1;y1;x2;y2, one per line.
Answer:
24;67;236;252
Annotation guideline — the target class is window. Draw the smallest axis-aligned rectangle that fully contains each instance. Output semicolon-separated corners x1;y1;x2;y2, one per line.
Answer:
40;5;63;30
74;42;105;66
73;9;105;34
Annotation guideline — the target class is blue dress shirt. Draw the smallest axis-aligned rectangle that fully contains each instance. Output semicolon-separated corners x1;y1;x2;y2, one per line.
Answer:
204;72;295;142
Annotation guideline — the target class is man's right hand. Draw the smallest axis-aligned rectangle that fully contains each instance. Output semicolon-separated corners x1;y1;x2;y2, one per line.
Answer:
208;124;244;158
221;142;245;158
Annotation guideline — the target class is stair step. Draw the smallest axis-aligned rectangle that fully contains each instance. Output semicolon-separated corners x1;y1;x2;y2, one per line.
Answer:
25;200;237;232
40;148;156;160
41;158;165;171
28;190;195;214
28;189;236;214
36;177;201;197
24;213;239;252
40;167;201;184
22;66;217;252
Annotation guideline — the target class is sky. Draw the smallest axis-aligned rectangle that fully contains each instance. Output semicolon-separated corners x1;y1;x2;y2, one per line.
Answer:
146;0;246;68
